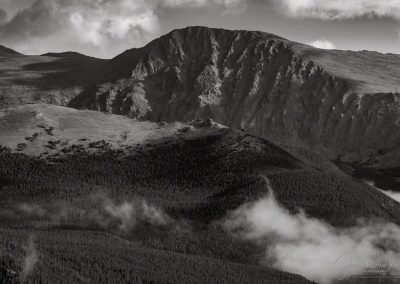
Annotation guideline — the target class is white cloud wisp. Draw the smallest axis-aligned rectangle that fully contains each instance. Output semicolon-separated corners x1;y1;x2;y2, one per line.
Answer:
309;39;336;49
224;178;400;284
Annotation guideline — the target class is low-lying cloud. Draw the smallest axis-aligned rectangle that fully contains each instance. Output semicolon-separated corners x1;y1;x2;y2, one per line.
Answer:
224;177;400;283
0;196;179;282
20;235;38;282
309;39;336;50
0;196;173;235
102;198;172;232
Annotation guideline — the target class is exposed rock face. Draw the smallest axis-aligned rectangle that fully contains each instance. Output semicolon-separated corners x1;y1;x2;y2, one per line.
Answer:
69;27;400;166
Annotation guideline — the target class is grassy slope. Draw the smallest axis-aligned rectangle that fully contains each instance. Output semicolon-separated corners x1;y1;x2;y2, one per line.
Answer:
292;43;400;93
0;104;198;156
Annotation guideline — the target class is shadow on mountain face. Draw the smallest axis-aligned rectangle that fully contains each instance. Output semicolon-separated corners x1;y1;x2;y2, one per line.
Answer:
9;56;105;91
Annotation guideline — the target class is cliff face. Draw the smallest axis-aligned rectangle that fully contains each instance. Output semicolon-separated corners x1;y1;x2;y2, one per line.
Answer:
69;27;400;166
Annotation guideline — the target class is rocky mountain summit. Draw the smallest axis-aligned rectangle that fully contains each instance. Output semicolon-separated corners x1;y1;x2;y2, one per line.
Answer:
68;26;400;168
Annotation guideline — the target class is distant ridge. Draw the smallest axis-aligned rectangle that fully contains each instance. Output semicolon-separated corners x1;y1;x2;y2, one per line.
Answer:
41;51;99;60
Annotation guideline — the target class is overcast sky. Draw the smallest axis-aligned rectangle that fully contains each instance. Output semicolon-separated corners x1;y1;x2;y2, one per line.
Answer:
1;0;400;58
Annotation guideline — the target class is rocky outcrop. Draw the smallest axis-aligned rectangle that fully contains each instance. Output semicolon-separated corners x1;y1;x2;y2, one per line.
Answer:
69;26;400;166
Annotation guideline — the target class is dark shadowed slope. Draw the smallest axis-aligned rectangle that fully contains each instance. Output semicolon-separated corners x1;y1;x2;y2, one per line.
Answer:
0;51;105;108
0;45;21;57
67;26;400;170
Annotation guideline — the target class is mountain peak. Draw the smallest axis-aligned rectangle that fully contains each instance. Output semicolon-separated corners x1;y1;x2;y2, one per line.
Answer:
68;26;400;169
167;25;284;40
149;26;287;53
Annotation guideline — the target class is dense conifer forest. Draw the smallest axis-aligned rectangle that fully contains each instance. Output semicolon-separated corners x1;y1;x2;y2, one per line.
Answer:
0;129;398;282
